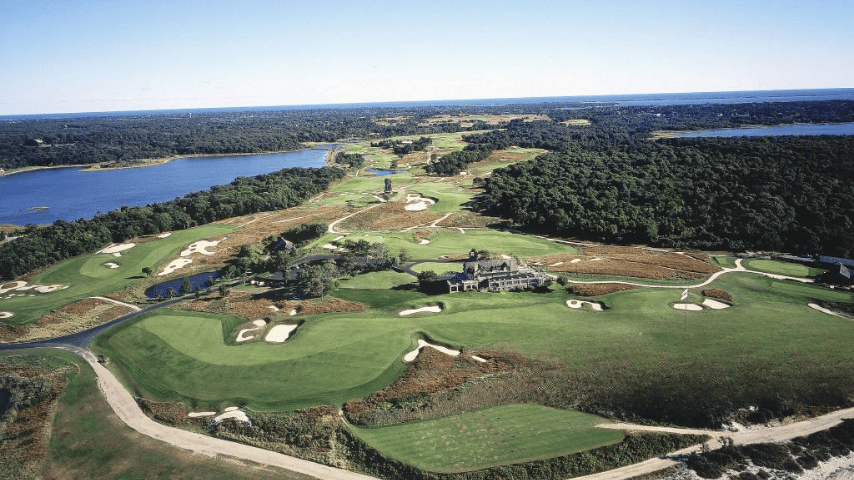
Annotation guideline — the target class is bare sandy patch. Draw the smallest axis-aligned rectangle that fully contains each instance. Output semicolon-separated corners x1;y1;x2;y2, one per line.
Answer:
399;306;442;316
702;298;731;309
808;303;842;317
98;243;136;256
404;193;436;211
566;299;604;311
674;303;703;311
403;339;460;362
187;411;215;418
214;408;250;424
268;305;280;312
0;312;13;319
159;258;193;276
419;239;431;244
156;232;172;238
105;262;120;269
471;355;487;363
0;281;27;294
34;284;66;293
265;324;298;343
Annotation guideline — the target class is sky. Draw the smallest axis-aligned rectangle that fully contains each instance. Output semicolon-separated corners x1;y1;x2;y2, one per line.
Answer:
1;0;851;115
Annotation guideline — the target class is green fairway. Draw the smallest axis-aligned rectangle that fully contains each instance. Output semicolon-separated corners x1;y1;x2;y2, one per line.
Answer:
346;404;624;473
406;182;474;213
409;261;463;275
97;269;854;416
742;258;823;277
0;224;236;325
338;270;415;289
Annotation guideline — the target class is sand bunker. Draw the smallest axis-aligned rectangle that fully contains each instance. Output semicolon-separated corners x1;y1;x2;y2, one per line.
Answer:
809;303;841;317
98;243;136;256
1;281;67;295
0;312;13;319
214;408;250;424
550;262;564;267
268;306;280;312
566;299;604;311
289;309;297;316
404;339;461;362
105;262;120;269
570;258;581;264
0;281;27;294
187;411;215;418
702;298;731;310
404;194;436;211
399;306;442;316
674;303;703;311
236;324;264;342
419;239;431;244
36;284;66;293
322;244;339;250
159;258;193;276
181;239;223;256
265;324;298;343
157;232;172;238
471;355;487;363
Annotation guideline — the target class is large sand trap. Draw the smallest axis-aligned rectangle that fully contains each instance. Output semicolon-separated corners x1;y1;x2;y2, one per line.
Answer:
214;408;250;424
0;312;13;319
674;303;703;311
2;281;67;295
159;258;193;276
34;284;66;293
702;298;731;310
404;194;436;211
322;244;339;250
105;262;120;269
187;411;215;418
181;239;223;256
265;324;298;343
566;299;604;311
404;339;460;362
0;281;27;294
98;243;136;256
399;305;442;316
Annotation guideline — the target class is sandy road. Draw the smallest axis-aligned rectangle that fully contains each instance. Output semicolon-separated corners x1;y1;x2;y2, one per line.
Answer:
576;406;854;480
58;345;377;480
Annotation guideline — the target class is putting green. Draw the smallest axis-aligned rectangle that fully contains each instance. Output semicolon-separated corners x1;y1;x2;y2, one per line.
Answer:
347;404;624;473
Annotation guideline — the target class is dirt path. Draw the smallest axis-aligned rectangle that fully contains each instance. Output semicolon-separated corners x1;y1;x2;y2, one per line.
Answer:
89;296;141;312
565;259;814;291
328;202;383;233
59;346;376;480
576;407;854;479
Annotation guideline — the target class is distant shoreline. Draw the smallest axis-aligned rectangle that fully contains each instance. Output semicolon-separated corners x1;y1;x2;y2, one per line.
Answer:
1;144;339;176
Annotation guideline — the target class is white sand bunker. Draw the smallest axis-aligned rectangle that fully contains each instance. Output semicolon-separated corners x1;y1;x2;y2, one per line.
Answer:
809;303;842;317
566;299;604;311
98;243;136;257
268;305;280;312
419;239;431;244
1;281;67;295
0;312;13;319
214;407;250;424
253;319;266;327
322;244;339;250
404;339;460;362
181;239;223;256
236;321;266;343
674;303;703;311
157;232;172;238
187;411;215;418
404;193;436;211
159;258;193;276
105;262;120;269
570;258;581;264
265;324;298;343
550;262;564;267
0;281;28;294
702;298;731;310
399;305;442;316
471;355;487;363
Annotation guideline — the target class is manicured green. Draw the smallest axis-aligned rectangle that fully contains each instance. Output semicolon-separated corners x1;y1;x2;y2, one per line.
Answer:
742;258;819;277
97;270;854;416
346;404;624;473
710;256;737;268
410;261;463;274
406;182;474;213
0;224;236;325
338;270;415;289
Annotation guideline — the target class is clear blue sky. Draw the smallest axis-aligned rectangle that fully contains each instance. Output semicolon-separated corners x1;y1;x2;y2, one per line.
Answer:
1;0;851;115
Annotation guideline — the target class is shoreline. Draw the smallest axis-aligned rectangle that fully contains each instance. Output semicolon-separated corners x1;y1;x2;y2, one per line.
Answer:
1;143;340;176
650;121;854;140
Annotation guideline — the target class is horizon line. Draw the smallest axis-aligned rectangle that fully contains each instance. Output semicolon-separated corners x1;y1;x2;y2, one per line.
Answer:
2;87;853;119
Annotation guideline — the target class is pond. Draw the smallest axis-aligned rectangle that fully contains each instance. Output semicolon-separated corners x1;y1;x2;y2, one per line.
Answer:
670;123;854;138
145;271;222;298
364;168;408;176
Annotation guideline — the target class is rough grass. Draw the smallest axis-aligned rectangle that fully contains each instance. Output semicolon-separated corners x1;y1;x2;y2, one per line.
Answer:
346;404;624;473
0;224;236;327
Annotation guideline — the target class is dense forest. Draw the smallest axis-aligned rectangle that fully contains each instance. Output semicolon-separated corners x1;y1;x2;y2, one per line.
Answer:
0;167;344;278
2;99;853;277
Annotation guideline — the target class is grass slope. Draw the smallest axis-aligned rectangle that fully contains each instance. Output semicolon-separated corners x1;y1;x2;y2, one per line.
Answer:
742;258;825;277
346;404;624;473
1;224;236;325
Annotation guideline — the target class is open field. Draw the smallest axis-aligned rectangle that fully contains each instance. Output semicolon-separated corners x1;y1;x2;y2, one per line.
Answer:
0;224;236;327
743;258;825;277
0;349;311;480
346;404;624;473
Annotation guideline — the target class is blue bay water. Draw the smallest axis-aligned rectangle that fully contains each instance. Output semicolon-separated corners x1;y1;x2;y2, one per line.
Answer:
0;148;329;226
672;123;854;138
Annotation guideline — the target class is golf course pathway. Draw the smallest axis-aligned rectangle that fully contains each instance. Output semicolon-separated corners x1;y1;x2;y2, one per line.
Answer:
576;406;854;480
59;345;376;480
